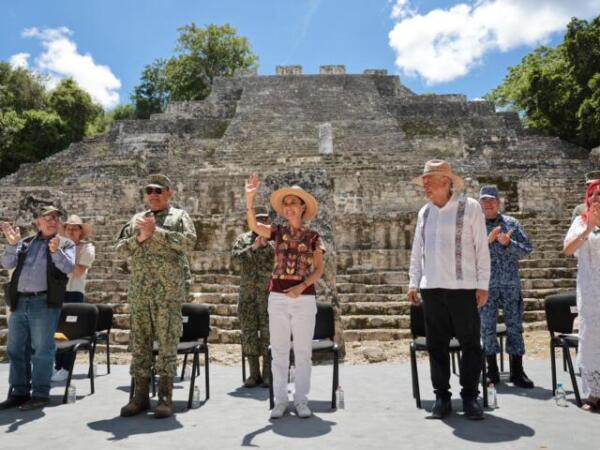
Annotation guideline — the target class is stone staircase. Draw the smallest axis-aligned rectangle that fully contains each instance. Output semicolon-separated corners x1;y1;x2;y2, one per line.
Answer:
0;67;596;358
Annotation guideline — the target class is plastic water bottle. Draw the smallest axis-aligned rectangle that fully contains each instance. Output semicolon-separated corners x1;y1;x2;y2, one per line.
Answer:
555;384;568;407
92;364;97;377
336;386;345;409
192;386;201;409
487;384;497;409
67;385;76;404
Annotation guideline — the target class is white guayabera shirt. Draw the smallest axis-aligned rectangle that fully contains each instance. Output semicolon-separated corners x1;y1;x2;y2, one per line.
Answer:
409;193;490;291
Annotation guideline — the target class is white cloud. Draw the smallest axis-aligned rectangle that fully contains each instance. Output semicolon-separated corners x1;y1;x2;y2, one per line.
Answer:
13;27;121;109
388;0;600;85
9;52;30;69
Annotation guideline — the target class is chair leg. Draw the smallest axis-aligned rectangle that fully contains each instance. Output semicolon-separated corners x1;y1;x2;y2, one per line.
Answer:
89;345;95;395
268;348;274;410
106;332;111;374
204;346;210;399
90;340;97;378
188;351;198;410
181;353;188;381
332;349;339;409
242;350;246;382
63;350;77;404
410;345;421;409
129;377;135;401
563;343;581;407
481;351;488;408
550;340;557;394
499;336;505;372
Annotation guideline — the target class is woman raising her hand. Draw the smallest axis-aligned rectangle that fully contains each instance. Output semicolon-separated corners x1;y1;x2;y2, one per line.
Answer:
245;174;325;420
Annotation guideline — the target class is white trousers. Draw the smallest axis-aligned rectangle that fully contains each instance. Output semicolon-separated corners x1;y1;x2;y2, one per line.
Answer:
268;292;317;406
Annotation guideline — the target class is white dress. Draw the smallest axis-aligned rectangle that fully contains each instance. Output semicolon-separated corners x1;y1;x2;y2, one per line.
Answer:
565;217;600;397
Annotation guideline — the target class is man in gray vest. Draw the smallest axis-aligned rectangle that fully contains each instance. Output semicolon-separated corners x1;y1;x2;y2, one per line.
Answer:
0;206;75;410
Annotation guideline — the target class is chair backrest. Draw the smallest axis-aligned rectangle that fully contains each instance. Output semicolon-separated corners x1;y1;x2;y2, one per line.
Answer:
545;292;577;335
95;304;114;332
181;303;210;342
410;305;426;338
313;301;335;340
57;303;98;341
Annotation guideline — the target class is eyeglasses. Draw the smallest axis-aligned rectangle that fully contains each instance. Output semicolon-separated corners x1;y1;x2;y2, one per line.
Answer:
145;187;165;195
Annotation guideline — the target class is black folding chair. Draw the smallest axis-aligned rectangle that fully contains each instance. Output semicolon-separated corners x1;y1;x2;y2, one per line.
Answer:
55;303;98;404
92;304;113;374
409;305;487;409
131;303;211;409
268;301;340;409
544;292;581;406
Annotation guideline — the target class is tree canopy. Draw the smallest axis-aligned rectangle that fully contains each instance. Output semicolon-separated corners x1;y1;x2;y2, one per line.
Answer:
487;16;600;150
131;23;258;118
0;62;103;177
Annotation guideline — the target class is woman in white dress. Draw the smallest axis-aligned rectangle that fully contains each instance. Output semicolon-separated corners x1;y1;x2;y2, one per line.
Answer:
564;179;600;411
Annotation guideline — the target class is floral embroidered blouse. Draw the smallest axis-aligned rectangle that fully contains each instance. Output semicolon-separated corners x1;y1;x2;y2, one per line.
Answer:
269;224;326;295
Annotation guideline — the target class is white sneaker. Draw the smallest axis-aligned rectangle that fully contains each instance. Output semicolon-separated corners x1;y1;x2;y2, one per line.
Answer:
51;369;69;382
270;403;288;419
295;402;312;418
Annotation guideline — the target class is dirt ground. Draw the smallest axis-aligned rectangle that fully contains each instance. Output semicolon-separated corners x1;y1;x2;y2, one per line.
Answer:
89;329;554;367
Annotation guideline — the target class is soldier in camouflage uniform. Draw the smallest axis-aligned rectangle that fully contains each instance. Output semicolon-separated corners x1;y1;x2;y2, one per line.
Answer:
479;185;534;388
117;174;197;418
232;208;274;387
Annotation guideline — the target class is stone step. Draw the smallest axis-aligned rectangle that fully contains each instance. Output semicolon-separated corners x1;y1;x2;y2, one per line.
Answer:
339;293;408;303
519;268;576;279
520;259;576;269
337;283;405;294
337;271;408;285
520;278;576;289
342;315;410;330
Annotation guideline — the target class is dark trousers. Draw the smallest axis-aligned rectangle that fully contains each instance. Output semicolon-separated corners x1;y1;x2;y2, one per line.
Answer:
55;292;85;371
421;288;482;400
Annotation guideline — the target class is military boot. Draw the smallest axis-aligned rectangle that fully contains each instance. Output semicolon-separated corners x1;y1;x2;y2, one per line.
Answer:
261;354;271;388
154;376;174;418
509;355;534;388
244;356;261;388
486;354;500;385
120;377;150;417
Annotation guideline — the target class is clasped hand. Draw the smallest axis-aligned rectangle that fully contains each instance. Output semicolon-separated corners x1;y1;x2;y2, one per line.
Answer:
135;215;156;242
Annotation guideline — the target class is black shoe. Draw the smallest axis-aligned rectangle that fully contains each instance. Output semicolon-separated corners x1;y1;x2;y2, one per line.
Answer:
462;398;484;420
510;372;534;388
18;396;49;411
509;355;534;388
430;397;452;419
0;394;31;410
486;355;500;384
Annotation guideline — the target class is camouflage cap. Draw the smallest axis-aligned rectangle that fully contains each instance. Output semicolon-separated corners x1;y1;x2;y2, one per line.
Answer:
146;174;172;190
254;206;270;219
585;171;600;184
34;205;63;218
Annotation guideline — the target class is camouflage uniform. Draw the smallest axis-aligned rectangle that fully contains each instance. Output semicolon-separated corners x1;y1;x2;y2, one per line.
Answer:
480;213;532;356
116;206;196;379
231;231;274;358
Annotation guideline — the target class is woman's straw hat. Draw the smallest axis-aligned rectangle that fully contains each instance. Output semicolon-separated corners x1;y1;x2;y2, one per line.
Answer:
64;214;93;240
269;186;319;221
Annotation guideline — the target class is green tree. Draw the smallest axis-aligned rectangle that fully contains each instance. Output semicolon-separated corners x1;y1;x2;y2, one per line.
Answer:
131;23;258;117
487;16;600;149
47;78;103;143
131;59;170;119
0;62;47;112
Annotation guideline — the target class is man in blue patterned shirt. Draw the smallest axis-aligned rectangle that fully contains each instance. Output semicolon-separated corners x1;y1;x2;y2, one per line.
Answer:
479;185;534;388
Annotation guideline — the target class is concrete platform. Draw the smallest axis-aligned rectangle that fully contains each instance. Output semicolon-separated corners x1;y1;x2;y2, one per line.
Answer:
0;359;596;449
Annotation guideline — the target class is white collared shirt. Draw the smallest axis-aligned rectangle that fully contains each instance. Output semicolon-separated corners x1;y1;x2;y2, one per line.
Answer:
409;193;490;291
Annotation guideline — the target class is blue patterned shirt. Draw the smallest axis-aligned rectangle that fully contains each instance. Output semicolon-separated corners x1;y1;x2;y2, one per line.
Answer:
486;214;532;288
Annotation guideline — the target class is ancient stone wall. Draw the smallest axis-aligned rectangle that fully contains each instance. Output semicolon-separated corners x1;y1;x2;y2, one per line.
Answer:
0;69;595;356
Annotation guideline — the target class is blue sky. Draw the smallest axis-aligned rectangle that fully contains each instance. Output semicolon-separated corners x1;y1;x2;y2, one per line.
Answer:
1;0;598;109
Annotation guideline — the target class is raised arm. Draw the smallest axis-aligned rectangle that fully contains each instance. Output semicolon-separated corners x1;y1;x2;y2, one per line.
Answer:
245;174;271;238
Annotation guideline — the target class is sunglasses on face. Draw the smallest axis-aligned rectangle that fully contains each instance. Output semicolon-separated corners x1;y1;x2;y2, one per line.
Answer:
145;187;165;195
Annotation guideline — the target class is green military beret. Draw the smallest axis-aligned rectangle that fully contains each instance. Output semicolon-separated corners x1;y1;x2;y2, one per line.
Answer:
585;171;600;184
146;174;173;190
